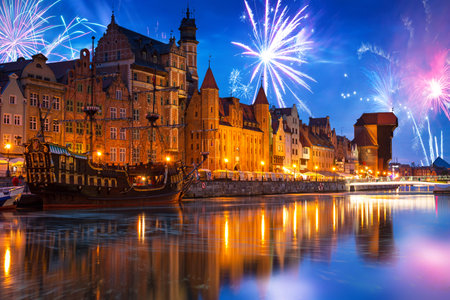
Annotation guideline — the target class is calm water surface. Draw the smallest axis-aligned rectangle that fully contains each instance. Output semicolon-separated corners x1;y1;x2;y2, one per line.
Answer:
1;192;450;299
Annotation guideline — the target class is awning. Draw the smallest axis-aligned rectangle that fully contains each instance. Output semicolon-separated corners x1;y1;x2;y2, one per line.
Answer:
48;144;87;160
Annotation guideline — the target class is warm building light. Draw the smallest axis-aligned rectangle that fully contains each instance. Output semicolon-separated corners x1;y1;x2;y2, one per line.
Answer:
315;165;318;170
4;248;10;275
365;166;368;170
388;172;392;176
4;143;11;150
165;156;171;162
96;151;102;157
141;177;146;181
332;167;336;171
261;161;265;166
383;172;386;175
224;158;229;163
293;164;297;168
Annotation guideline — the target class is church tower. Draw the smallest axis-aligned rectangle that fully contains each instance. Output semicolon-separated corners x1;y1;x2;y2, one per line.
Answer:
179;7;199;91
200;67;219;170
253;85;270;169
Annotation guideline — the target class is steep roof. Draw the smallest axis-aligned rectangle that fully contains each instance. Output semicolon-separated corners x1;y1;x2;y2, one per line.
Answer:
272;107;292;116
308;131;334;149
48;60;76;84
0;58;32;81
271;116;280;134
355;112;398;126
254;85;269;105
200;67;219;90
309;117;329;127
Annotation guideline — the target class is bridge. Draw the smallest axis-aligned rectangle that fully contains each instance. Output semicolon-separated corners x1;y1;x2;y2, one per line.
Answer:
346;176;449;188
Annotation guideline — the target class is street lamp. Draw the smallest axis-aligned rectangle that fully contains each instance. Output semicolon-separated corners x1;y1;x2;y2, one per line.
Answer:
165;156;171;162
224;158;229;180
332;166;336;182
4;143;11;177
315;165;318;182
96;150;102;164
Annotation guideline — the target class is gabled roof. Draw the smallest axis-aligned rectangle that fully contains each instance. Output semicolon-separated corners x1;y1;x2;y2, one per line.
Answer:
240;103;256;122
272;116;281;134
48;60;76;84
308;131;334;149
0;58;32;81
355;112;398;126
200;67;218;90
309;117;329;127
254;85;269;105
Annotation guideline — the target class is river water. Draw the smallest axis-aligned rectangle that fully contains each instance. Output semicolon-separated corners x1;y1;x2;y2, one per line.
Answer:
1;192;449;299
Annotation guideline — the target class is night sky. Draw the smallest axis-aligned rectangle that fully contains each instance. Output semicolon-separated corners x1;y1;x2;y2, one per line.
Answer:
42;0;450;164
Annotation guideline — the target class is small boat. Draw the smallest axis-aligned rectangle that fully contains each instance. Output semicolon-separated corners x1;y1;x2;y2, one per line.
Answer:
0;186;25;209
434;184;450;194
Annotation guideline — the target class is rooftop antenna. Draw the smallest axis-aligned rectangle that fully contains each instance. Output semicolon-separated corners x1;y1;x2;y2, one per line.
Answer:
208;55;211;68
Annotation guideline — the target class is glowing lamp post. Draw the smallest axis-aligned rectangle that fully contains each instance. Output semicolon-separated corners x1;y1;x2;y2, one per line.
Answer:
224;158;229;180
4;143;11;177
293;164;297;181
165;156;171;163
261;161;265;181
315;165;318;182
96;151;102;164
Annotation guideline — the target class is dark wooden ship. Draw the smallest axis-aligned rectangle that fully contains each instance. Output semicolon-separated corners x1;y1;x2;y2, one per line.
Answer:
24;139;206;209
23;39;206;209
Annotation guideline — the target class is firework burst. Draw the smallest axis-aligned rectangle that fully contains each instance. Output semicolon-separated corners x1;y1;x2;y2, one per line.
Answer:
232;0;315;113
0;0;103;63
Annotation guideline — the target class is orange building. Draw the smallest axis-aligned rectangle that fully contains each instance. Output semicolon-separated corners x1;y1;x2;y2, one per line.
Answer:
184;68;271;171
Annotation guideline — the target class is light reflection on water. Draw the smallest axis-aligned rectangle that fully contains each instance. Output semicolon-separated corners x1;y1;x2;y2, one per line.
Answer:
0;193;449;299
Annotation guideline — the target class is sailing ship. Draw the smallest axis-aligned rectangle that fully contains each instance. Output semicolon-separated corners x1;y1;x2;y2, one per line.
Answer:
23;40;207;209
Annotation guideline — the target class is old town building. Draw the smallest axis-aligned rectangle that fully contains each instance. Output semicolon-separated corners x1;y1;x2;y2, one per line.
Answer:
94;11;197;163
185;68;270;172
271;104;302;172
270;114;288;172
353;112;398;173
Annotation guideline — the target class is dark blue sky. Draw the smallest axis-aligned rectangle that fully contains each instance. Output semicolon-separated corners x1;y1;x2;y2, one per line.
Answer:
50;0;449;164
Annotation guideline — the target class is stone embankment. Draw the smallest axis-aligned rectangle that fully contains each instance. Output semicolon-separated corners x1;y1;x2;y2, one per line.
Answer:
185;180;399;198
186;181;346;198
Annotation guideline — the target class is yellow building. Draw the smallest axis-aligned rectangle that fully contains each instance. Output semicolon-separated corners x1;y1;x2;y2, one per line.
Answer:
185;67;270;171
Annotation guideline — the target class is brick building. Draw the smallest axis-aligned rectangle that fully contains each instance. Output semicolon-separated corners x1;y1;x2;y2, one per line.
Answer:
184;69;270;172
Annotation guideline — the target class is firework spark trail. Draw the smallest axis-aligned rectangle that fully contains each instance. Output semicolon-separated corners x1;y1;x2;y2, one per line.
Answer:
0;0;103;63
229;68;253;100
357;43;396;64
401;16;414;47
232;0;315;110
427;117;435;162
434;136;439;158
409;111;430;165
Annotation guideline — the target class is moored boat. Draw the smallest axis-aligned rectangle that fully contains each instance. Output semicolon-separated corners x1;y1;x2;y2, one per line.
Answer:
0;185;25;209
24;138;207;209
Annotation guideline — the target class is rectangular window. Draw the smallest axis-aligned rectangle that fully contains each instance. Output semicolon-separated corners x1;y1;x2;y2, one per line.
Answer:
147;94;151;103
76;102;83;113
44;119;49;131
116;90;122;100
3;134;11;145
133;109;139;121
110;147;117;162
85;123;91;135
75;143;83;153
132;148;140;164
76;123;84;135
134;93;138;101
65;122;73;133
119;128;126;140
52;97;60;110
9;95;16;104
119;108;126;118
95;124;102;136
117;51;121;60
42;95;50;109
29;117;37;130
132;129;139;140
14;135;22;146
66;100;73;111
3;113;11;124
110;127;117;139
119;148;126;162
53;120;60;132
97;105;102;116
133;73;138;81
30;93;38;106
77;84;83;92
110;107;117;119
104;53;108;62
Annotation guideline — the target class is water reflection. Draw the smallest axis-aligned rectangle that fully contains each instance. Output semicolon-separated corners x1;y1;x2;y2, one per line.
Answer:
0;193;449;299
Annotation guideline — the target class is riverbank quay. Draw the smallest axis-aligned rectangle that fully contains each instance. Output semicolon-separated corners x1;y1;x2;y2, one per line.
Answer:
185;180;399;198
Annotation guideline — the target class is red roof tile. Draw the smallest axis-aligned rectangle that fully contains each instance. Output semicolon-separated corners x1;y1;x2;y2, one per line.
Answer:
254;85;269;105
200;67;219;90
355;112;398;126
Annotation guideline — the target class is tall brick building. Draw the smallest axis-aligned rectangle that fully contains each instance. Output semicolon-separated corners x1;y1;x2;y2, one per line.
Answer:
94;11;198;163
353;112;398;173
184;68;271;171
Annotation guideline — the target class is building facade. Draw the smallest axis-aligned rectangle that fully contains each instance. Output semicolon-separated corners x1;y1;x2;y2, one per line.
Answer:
185;68;270;172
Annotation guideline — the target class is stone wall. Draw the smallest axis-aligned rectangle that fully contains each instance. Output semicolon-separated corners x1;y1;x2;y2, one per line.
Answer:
186;180;347;198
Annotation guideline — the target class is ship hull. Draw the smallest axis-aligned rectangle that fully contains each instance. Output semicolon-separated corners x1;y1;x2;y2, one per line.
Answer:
28;183;182;209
